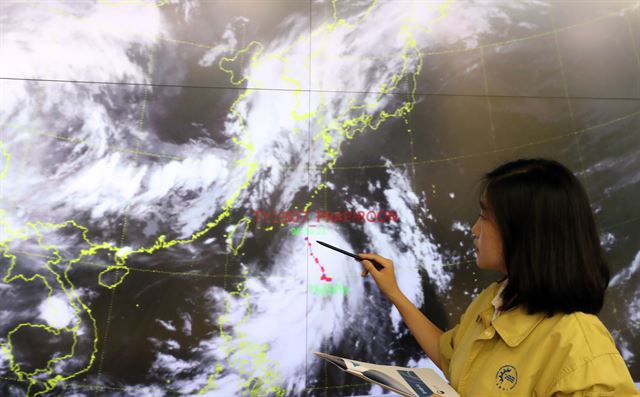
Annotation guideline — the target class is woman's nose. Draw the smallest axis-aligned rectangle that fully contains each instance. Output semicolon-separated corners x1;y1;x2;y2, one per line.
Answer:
471;219;480;237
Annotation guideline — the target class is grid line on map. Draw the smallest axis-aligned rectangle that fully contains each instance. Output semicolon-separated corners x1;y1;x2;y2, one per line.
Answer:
1;1;638;101
3;76;639;100
11;86;45;208
626;14;640;93
550;11;590;190
94;66;152;393
305;0;312;387
328;108;640;171
1;91;636;171
0;374;373;394
309;0;319;393
0;125;183;161
6;0;635;79
2;89;636;172
11;208;639;282
479;46;497;151
9;247;470;278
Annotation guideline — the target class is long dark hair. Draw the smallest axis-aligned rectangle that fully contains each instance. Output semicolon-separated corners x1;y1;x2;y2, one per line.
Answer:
481;158;610;316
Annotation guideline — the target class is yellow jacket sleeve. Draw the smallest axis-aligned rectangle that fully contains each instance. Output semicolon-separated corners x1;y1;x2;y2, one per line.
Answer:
546;353;640;396
438;283;498;382
439;323;458;379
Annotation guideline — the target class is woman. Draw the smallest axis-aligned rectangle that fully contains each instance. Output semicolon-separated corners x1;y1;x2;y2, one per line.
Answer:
359;158;638;396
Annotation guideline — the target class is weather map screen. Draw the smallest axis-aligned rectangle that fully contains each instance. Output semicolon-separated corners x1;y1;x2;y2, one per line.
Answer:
1;1;639;396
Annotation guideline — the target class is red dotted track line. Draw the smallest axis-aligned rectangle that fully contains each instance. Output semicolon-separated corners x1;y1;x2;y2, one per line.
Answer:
305;237;332;282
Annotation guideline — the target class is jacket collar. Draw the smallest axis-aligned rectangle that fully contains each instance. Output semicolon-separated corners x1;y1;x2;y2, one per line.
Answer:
481;281;547;347
492;306;547;347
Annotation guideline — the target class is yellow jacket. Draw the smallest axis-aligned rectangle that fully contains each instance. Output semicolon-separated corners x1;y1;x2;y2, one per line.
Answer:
439;281;639;396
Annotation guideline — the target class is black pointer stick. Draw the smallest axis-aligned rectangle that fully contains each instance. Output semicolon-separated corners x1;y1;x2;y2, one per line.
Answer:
315;240;385;271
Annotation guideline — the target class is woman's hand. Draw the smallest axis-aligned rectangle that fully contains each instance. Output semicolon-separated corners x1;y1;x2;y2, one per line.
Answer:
358;253;402;300
360;253;444;369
